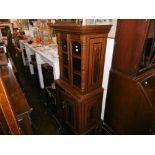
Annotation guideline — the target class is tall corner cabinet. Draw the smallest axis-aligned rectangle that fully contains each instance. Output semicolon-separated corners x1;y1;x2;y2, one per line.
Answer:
104;19;155;134
53;22;111;134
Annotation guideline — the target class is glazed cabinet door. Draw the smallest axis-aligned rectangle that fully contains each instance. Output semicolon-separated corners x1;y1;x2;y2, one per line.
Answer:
58;33;88;93
58;33;71;83
70;35;82;91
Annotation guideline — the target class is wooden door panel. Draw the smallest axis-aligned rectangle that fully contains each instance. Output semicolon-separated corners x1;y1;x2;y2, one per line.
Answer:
88;37;106;91
63;93;77;129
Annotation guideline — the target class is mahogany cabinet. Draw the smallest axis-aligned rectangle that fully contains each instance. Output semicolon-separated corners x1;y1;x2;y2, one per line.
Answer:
53;21;111;134
0;63;33;135
104;19;155;134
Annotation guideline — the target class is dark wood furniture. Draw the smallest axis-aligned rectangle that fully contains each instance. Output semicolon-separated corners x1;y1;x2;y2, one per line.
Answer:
53;22;111;134
104;19;155;134
0;52;33;134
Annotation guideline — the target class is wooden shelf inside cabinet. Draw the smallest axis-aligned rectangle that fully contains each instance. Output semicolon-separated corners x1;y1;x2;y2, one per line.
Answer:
73;70;81;76
72;55;81;60
62;51;68;54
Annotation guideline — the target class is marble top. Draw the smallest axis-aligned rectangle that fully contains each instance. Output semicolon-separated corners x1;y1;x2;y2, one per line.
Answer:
19;40;59;63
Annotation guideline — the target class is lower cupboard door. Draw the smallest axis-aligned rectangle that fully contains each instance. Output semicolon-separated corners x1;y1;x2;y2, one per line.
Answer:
63;95;77;130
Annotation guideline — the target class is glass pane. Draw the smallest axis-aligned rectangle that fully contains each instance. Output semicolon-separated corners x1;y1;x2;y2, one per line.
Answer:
62;39;67;52
73;73;81;88
63;67;68;79
62;53;68;65
72;41;81;56
72;58;81;72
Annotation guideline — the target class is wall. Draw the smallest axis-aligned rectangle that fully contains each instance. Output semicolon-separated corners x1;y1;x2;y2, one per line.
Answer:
101;19;117;119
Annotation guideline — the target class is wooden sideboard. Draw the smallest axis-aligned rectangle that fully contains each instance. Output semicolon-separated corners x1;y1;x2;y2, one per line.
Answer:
0;53;33;134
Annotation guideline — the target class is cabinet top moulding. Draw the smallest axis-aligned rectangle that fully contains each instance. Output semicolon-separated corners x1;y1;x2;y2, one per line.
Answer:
52;24;112;35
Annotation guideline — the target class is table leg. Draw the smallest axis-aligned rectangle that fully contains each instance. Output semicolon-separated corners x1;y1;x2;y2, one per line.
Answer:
37;64;44;89
53;62;60;80
25;47;34;75
35;54;44;89
3;46;7;53
21;51;26;66
19;43;26;66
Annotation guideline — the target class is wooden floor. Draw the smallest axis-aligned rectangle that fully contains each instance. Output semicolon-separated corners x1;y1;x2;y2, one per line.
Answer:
14;53;110;135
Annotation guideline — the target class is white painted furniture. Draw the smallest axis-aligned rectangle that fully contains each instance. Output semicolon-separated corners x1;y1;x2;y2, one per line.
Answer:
19;40;60;89
24;45;35;75
19;40;27;66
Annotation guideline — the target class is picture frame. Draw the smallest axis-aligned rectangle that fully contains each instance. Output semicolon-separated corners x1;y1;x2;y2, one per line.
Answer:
94;19;112;25
82;19;113;25
19;19;29;30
